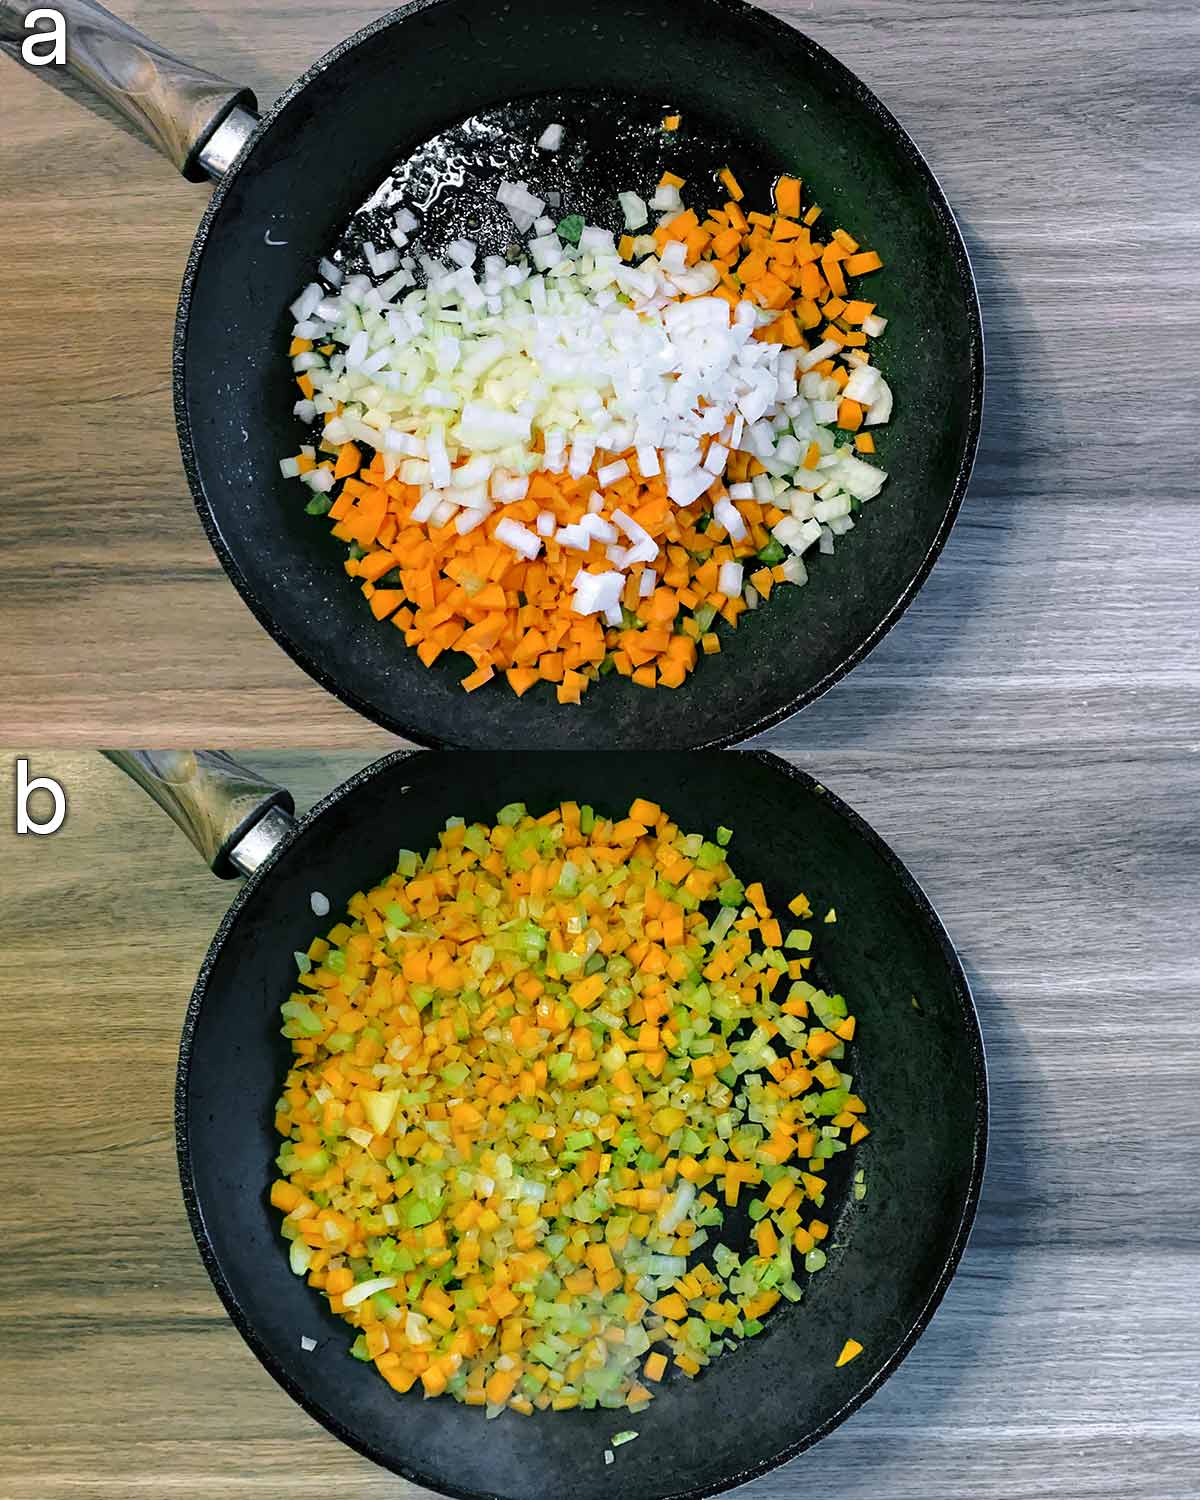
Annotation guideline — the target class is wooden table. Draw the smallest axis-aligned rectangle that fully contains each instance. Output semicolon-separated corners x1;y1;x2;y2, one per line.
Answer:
1;0;1196;751
2;0;1199;1495
2;747;1197;1499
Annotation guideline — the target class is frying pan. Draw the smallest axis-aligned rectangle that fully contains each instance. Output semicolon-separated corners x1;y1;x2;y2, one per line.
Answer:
106;748;987;1499
7;0;983;748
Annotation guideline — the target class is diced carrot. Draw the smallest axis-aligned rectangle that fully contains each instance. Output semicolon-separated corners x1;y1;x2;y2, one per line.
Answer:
774;176;801;219
333;442;362;480
837;399;864;432
368;589;405;621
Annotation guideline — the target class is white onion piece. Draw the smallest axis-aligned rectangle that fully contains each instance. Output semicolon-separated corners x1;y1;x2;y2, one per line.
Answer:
713;496;747;541
455;507;489;535
580;513;617;544
635;445;661;478
342;1277;396;1308
619;192;649;230
814;495;852;522
797;340;840;372
494;518;542;559
572;570;624;617
596;459;629;488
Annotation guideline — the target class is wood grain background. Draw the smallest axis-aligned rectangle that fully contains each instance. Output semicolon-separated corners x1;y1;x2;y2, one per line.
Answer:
0;747;1198;1499
2;0;1199;1496
1;0;1197;750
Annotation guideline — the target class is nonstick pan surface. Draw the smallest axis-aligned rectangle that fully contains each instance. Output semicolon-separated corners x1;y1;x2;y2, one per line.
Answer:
178;751;986;1499
177;0;983;748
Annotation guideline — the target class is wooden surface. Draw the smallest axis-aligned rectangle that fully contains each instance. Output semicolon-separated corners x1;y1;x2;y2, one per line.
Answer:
0;0;1196;749
2;0;1199;1495
1;748;1198;1499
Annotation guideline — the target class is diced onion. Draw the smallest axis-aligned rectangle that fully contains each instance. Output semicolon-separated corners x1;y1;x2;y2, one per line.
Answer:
342;1276;397;1308
713;496;747;542
495;518;542;560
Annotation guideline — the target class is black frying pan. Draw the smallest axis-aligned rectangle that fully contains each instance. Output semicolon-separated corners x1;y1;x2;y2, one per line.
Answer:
107;749;987;1499
9;0;983;749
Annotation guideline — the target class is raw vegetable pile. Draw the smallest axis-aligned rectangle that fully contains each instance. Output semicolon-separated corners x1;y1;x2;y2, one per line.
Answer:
281;123;892;702
270;797;870;1415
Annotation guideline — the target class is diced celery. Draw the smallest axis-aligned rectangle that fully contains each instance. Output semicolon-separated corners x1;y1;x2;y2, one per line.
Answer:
463;826;490;857
280;999;324;1036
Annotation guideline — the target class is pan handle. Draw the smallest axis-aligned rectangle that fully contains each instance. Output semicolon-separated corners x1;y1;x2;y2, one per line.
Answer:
0;1;258;181
103;751;297;879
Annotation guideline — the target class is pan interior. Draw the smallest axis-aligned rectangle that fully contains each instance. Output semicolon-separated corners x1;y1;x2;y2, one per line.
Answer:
181;752;984;1500
179;0;980;748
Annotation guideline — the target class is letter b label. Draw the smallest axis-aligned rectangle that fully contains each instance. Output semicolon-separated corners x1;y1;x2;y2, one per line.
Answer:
16;759;67;835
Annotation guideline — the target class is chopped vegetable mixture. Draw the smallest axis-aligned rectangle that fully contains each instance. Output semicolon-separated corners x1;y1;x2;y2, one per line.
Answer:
271;797;870;1415
283;123;892;701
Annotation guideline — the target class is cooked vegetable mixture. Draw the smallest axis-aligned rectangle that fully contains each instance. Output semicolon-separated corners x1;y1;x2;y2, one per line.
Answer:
271;798;869;1414
282;121;892;701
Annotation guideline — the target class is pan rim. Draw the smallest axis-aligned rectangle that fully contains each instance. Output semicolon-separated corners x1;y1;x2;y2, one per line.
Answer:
173;0;985;751
175;749;989;1500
